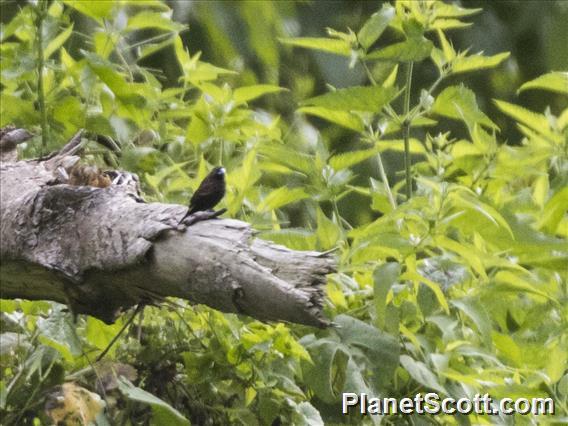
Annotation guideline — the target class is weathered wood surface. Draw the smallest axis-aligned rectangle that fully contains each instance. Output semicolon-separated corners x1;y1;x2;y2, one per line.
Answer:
0;129;335;327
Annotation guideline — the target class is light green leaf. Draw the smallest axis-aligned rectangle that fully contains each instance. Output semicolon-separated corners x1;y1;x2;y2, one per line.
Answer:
451;298;492;348
260;229;317;251
518;72;568;95
436;29;455;63
316;208;340;250
301;86;398;112
62;0;113;24
118;378;190;426
138;36;176;61
233;84;285;104
429;19;472;31
373;263;400;329
86;317;124;353
449;190;513;237
377;138;425;154
432;85;497;129
452;52;510;75
494;271;555;302
434;3;482;18
357;4;395;49
492;332;522;366
537;186;568;233
400;355;446;393
44;24;73;59
258;187;309;212
279;37;351;56
494;99;560;142
259;145;314;175
366;38;433;62
329;146;380;171
126;11;185;32
298;107;364;131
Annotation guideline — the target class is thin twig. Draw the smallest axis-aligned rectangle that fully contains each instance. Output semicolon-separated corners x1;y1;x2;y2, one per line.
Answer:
95;305;143;363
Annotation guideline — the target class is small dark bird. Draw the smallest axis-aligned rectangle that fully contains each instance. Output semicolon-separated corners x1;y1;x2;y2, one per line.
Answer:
180;166;226;223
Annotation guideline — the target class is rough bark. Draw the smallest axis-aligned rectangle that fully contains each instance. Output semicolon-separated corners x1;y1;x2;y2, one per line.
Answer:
0;130;335;327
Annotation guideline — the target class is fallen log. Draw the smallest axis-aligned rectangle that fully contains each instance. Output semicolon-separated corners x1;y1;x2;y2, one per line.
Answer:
0;129;335;327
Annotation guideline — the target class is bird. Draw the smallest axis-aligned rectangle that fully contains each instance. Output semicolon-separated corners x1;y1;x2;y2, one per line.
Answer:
180;166;226;223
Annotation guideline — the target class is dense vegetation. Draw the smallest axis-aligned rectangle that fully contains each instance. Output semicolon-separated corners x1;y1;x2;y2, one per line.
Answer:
1;1;566;424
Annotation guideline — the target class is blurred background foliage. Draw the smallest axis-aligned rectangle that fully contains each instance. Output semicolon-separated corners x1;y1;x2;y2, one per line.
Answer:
1;1;567;425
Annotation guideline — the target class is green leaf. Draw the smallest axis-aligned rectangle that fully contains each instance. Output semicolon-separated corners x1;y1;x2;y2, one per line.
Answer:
233;84;285;104
518;71;568;95
258;145;314;175
301;338;350;403
258;187;309;212
492;332;522;366
301;86;398;113
448;190;513;237
329;146;380;171
365;38;433;62
86;317;124;354
434;3;482;18
432;85;497;129
494;271;555;302
118;378;190;426
279;37;351;56
292;402;324;426
335;315;400;371
316;208;340;250
436;29;455;63
62;0;113;24
451;52;510;75
126;11;185;32
298;107;364;131
451;298;492;348
357;4;395;49
37;305;81;362
399;355;446;393
53;95;84;134
373;263;400;330
44;24;73;59
429;19;472;31
494;99;560;142
260;229;317;251
537;186;568;233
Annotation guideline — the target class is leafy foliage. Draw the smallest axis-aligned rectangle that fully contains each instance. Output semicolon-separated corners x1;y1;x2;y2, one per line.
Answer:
1;0;567;425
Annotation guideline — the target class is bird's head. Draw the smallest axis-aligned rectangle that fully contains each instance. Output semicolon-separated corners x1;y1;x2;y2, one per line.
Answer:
212;167;225;179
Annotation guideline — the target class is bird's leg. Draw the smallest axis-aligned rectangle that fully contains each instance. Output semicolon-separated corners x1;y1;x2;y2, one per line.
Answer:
179;208;227;227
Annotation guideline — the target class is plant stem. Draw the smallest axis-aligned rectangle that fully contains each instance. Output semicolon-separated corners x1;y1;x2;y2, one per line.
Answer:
403;61;414;199
36;0;48;156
